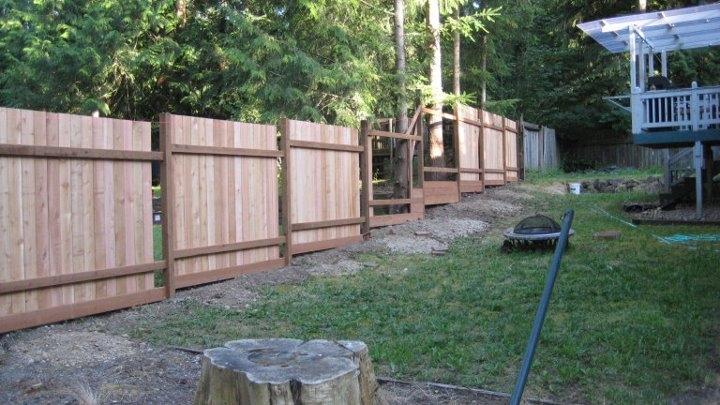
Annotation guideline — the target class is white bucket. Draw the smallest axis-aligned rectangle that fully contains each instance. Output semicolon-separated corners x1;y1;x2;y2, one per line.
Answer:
568;183;581;195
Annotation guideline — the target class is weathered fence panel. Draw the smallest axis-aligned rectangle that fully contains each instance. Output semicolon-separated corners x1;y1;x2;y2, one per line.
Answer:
522;122;558;171
0;108;164;333
161;114;284;290
542;127;558;169
282;119;363;258
504;118;519;182
562;141;665;169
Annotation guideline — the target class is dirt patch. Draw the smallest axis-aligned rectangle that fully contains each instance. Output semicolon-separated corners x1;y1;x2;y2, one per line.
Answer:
634;205;720;223
172;266;310;309
0;329;199;404
367;218;489;254
577;177;663;194
427;187;529;222
380;380;508;405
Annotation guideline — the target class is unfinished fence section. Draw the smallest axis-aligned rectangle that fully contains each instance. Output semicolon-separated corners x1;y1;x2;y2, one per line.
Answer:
161;114;284;290
282;119;364;259
418;105;520;204
362;111;425;229
0;108;164;333
422;108;461;205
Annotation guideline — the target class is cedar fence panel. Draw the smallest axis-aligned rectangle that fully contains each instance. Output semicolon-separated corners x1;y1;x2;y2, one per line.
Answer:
0;108;163;333
482;110;506;186
457;104;484;193
161;114;284;289
282;119;363;258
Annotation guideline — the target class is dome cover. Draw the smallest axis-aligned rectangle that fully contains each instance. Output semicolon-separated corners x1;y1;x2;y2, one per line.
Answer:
513;214;561;235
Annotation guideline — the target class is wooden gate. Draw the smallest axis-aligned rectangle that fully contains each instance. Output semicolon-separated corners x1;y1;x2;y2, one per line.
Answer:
0;108;165;333
281;119;364;260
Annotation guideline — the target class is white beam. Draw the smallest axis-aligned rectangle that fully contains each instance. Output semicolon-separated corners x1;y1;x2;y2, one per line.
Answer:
694;141;704;219
629;29;637;90
661;50;668;76
638;34;646;90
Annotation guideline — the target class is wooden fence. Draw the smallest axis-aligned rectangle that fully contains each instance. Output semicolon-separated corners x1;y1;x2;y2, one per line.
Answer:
522;122;558;171
362;111;426;229
424;104;518;195
561;141;666;169
361;104;521;227
1;104;523;333
0;108;165;333
161;114;285;290
281;119;364;259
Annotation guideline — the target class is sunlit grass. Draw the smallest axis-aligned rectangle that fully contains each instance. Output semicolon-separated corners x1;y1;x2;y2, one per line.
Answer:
132;175;719;403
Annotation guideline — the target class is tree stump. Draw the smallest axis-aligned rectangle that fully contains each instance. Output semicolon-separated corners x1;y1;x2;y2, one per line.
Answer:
193;338;380;405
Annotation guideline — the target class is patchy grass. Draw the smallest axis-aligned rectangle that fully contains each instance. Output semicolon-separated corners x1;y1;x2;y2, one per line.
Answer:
524;167;662;185
131;183;719;403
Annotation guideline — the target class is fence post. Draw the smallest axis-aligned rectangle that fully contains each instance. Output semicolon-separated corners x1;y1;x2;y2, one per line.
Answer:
478;108;486;191
453;105;462;193
417;112;425;188
502;117;508;185
360;120;370;237
159;113;176;298
280;118;293;265
517;119;525;180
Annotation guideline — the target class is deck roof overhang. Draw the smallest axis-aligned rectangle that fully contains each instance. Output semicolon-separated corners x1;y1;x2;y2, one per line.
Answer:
577;3;720;54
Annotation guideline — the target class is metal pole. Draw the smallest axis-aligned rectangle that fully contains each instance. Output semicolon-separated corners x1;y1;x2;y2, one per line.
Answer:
694;141;704;219
509;209;575;405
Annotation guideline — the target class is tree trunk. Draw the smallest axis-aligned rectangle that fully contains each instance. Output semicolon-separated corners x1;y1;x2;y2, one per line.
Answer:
638;0;647;12
392;0;409;209
176;0;187;23
428;0;445;179
480;35;487;109
194;339;381;405
453;7;461;97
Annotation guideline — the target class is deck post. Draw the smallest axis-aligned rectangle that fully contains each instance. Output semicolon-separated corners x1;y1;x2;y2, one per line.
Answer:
629;29;643;134
660;50;668;77
694;140;704;219
638;44;646;91
648;51;654;77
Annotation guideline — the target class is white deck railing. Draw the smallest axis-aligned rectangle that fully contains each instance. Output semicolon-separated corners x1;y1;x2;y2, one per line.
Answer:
637;84;720;132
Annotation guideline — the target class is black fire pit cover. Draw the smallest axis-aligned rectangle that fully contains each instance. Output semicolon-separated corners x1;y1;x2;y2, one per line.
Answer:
513;214;561;235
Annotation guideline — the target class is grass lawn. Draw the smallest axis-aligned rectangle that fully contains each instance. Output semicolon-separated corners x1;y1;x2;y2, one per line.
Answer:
133;177;720;403
524;166;662;185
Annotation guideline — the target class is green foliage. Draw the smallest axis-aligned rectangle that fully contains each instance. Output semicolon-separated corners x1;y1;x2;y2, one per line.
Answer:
1;0;718;139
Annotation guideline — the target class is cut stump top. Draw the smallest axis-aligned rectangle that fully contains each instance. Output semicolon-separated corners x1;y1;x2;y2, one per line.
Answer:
204;338;368;385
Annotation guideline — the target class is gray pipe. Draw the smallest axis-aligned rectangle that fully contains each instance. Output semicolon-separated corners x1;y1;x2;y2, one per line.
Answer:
510;209;574;405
